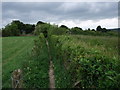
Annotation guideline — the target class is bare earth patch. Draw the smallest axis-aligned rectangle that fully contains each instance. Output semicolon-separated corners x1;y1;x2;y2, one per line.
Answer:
49;60;55;88
46;39;55;88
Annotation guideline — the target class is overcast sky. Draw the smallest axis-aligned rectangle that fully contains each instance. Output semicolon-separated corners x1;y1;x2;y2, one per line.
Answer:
2;2;118;29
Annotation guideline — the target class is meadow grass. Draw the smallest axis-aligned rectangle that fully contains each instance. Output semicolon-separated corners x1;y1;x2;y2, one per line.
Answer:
2;36;36;88
71;35;118;58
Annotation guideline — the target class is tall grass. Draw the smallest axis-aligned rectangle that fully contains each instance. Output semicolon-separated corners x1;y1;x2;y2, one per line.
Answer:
53;35;119;88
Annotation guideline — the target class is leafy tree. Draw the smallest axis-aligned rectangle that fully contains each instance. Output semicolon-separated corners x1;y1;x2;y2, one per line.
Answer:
70;27;83;34
36;21;45;25
96;26;108;33
91;29;95;31
60;25;69;29
58;27;68;35
2;22;20;36
34;23;51;37
12;20;24;34
88;28;90;31
35;23;68;36
102;28;107;32
24;24;35;34
3;20;35;36
96;25;102;31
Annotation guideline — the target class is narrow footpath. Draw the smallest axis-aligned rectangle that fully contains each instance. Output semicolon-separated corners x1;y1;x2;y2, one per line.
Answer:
46;39;55;89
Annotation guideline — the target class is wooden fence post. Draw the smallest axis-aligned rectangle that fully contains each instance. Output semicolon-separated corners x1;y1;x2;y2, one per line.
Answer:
11;69;22;89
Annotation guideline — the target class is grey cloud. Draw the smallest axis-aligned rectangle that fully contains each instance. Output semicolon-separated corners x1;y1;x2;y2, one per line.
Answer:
2;2;118;26
54;2;118;21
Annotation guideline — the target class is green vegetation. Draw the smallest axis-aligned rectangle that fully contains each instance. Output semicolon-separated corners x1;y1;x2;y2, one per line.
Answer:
2;20;118;37
2;36;36;88
48;36;72;88
23;34;49;88
2;20;35;37
53;35;119;88
2;20;119;88
21;33;119;88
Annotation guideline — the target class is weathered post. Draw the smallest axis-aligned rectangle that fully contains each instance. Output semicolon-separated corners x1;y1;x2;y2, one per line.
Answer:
11;69;22;89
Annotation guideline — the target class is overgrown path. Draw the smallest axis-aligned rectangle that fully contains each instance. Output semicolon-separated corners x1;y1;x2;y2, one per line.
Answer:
46;39;55;88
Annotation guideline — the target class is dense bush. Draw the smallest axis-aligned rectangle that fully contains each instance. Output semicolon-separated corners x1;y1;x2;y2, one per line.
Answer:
53;35;119;88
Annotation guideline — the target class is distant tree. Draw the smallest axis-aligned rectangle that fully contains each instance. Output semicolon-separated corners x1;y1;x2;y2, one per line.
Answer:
74;27;82;30
10;20;35;35
96;25;102;31
36;21;45;26
102;28;107;32
96;26;108;33
24;24;35;34
12;20;24;34
34;23;51;37
88;28;90;31
2;22;20;36
60;25;69;29
91;29;95;31
70;27;83;34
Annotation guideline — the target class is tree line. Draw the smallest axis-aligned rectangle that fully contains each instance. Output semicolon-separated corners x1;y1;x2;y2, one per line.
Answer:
2;20;35;37
1;20;118;37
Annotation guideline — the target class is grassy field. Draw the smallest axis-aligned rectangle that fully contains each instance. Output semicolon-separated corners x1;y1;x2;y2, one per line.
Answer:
2;35;119;88
2;36;36;88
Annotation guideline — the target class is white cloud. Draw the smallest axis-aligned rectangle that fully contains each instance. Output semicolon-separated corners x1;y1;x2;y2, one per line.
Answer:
57;17;118;29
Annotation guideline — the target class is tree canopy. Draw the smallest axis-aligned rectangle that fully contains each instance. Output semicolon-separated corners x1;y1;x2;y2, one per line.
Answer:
1;20;117;37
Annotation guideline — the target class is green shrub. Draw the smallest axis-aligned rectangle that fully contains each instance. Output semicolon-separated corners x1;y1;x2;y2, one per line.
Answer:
22;34;49;88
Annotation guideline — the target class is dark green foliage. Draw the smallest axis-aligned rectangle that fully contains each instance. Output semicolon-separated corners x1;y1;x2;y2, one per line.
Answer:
60;25;69;29
102;28;107;32
70;27;83;34
34;23;51;36
48;36;72;88
24;24;35;34
23;34;49;88
88;28;90;31
2;22;20;37
34;23;68;36
54;35;119;88
2;20;118;37
96;26;108;32
92;29;95;31
36;21;45;25
12;20;25;34
96;25;102;31
2;20;35;37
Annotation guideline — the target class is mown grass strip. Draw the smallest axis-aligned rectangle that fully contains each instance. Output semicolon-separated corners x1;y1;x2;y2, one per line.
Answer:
2;36;35;88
